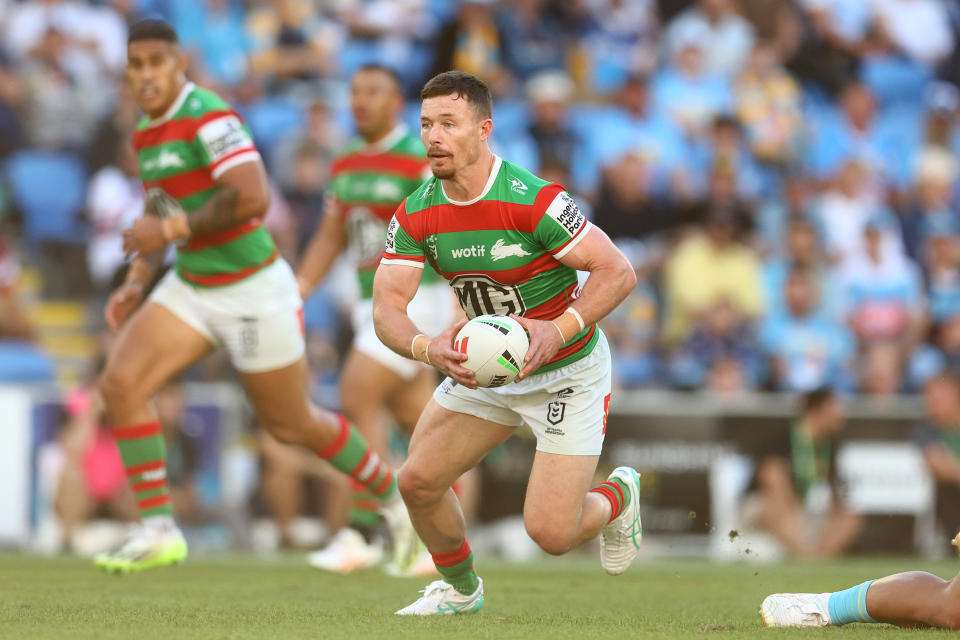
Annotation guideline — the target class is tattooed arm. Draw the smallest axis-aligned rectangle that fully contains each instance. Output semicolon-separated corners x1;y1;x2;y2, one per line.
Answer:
122;160;271;255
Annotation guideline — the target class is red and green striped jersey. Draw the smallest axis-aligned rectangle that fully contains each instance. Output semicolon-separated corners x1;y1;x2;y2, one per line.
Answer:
133;82;277;288
382;156;596;373
329;125;440;299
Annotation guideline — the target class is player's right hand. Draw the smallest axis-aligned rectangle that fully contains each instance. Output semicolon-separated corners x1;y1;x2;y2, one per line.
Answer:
952;531;959;550
104;281;144;331
427;319;478;389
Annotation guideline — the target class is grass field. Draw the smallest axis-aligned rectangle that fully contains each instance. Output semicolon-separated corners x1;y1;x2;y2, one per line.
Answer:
2;553;959;639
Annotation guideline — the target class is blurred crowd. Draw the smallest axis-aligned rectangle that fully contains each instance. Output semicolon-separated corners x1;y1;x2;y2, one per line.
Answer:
2;0;960;400
1;0;960;559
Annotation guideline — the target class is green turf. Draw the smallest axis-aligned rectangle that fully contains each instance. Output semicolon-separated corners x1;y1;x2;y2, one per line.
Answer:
1;553;958;639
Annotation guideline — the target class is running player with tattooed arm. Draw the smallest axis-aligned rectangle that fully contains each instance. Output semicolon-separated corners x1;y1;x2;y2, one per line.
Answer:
94;19;411;573
373;71;642;615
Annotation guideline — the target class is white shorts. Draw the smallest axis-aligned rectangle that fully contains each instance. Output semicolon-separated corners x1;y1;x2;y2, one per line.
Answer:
351;282;455;380
149;259;305;373
433;330;612;456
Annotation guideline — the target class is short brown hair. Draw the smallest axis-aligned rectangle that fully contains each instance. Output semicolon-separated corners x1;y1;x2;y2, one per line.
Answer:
421;71;492;120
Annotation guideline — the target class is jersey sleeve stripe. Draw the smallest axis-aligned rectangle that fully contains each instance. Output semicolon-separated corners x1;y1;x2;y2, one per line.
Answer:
181;218;262;252
211;149;261;178
551;220;592;259
143;166;216;200
380;257;425;269
133;109;239;149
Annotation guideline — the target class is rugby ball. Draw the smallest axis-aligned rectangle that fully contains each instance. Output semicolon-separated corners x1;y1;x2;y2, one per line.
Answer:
453;315;529;388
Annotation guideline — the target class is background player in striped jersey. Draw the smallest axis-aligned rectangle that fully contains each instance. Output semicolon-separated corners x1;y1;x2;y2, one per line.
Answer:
293;64;457;573
373;71;642;615
94;19;411;573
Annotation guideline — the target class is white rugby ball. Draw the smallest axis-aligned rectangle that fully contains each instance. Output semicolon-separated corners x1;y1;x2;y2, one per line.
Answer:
453;314;529;388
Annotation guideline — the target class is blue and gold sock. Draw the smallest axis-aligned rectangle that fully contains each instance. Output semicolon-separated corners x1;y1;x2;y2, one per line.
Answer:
827;580;877;625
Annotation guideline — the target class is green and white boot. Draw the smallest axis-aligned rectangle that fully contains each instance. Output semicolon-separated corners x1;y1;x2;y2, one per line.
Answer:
600;466;643;575
395;578;485;615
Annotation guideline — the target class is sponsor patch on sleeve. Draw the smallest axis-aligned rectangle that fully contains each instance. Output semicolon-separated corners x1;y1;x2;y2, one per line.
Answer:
385;216;398;252
198;115;255;167
545;191;586;238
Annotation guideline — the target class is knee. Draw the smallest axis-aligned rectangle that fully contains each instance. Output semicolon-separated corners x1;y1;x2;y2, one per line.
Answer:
397;463;446;508
263;420;303;447
98;365;137;407
525;520;575;556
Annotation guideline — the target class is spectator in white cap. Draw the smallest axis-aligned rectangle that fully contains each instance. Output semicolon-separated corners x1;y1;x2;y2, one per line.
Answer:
902;147;960;261
664;0;755;78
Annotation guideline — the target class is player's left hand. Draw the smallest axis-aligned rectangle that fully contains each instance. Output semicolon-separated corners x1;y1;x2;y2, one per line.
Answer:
123;216;168;256
952;531;959;550
509;314;564;382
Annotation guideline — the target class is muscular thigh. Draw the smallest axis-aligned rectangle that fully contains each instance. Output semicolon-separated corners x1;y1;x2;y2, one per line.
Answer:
239;356;313;427
405;399;515;490
104;302;213;397
339;348;405;417
524;451;600;530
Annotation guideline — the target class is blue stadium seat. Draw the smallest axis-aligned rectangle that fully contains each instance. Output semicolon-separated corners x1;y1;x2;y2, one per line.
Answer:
4;151;87;245
0;340;55;383
239;97;305;167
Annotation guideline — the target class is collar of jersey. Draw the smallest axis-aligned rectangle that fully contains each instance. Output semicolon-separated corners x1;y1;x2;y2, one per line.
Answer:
441;155;502;206
147;82;196;128
361;123;407;153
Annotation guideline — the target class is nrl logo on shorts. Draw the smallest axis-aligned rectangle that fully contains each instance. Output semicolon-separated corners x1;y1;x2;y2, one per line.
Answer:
547;387;574;425
509;176;528;195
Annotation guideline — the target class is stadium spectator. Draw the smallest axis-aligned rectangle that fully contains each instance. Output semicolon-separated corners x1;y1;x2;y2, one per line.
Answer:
867;0;954;69
805;82;910;190
85;137;147;292
53;386;137;552
651;24;732;139
740;388;863;558
836;216;925;352
496;0;569;85
901;147;960;263
761;266;854;391
0;236;34;343
0;47;25;158
688;114;763;201
736;0;802;63
592;148;677;241
922;218;960;326
522;70;582;180
578;0;659;95
85;83;140;174
813;157;897;263
762;215;837;319
590;73;690;197
429;0;511;96
662;0;755;78
17;24;103;150
668;298;762;390
734;41;804;169
171;0;256;88
662;197;762;344
789;0;869;95
859;341;906;396
278;142;329;259
600;277;660;389
913;373;960;553
272;98;343;189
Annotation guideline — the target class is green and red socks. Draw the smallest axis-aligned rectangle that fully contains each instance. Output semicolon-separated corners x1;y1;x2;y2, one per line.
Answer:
432;540;479;595
317;415;397;500
349;479;381;532
113;421;173;519
591;477;631;523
